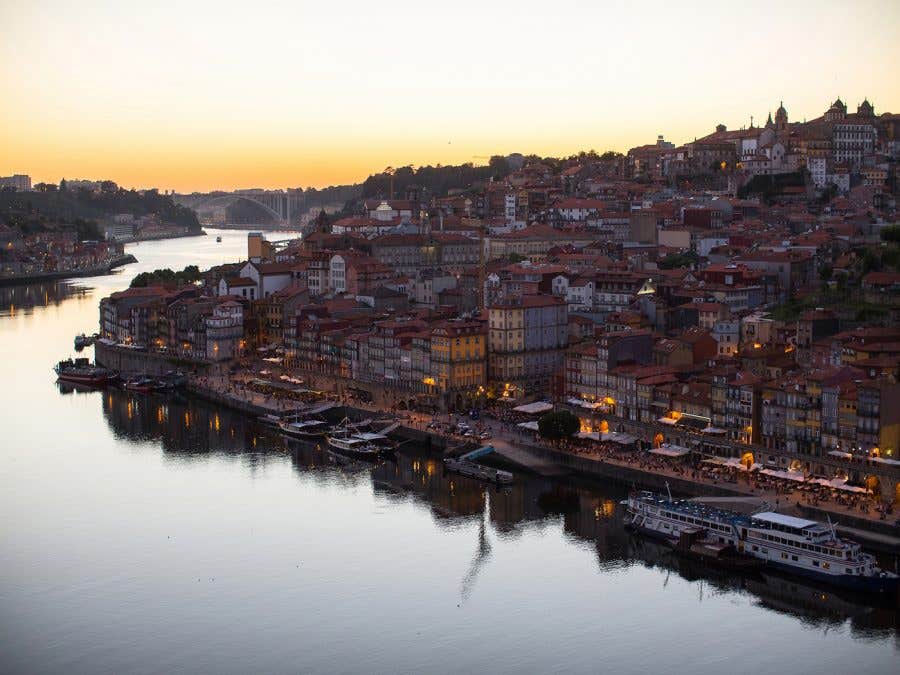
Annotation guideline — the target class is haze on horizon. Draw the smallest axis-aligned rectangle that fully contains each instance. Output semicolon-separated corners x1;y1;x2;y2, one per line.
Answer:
2;0;899;193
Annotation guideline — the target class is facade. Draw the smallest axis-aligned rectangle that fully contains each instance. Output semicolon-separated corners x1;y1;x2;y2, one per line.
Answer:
489;295;568;398
0;174;32;191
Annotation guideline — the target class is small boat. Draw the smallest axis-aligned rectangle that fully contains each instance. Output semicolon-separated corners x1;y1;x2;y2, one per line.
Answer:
444;457;513;484
74;333;89;350
124;376;158;393
279;418;329;439
325;434;382;459
54;358;118;386
349;430;397;452
216;235;222;243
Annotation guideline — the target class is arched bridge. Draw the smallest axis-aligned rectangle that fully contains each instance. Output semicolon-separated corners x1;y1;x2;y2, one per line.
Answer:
174;191;305;226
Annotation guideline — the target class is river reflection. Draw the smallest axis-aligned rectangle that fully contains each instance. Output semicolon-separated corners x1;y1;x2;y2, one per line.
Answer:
98;385;900;640
0;280;91;317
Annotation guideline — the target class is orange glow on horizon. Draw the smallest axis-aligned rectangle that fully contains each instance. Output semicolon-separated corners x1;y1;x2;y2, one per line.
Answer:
2;2;900;193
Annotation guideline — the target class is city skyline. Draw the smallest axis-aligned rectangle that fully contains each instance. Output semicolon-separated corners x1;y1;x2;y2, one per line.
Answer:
3;0;900;192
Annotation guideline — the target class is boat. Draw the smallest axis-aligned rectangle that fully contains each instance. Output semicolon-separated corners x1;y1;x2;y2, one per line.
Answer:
216;235;222;242
278;418;329;439
124;376;158;393
349;430;397;452
325;433;382;459
444;457;513;484
54;358;118;386
624;491;899;594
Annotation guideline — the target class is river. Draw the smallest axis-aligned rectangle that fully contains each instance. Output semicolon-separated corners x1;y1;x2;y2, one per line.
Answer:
0;229;897;674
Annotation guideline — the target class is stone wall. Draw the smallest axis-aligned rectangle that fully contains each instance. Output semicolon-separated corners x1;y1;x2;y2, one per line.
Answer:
95;341;214;377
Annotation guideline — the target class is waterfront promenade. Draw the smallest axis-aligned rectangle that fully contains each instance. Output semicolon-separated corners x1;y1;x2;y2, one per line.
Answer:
181;364;900;548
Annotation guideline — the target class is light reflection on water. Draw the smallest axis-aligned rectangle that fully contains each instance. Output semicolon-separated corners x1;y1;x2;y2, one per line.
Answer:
0;230;897;675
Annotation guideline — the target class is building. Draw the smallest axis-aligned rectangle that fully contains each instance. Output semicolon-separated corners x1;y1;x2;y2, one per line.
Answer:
489;295;568;399
206;300;244;361
428;320;487;409
0;174;32;191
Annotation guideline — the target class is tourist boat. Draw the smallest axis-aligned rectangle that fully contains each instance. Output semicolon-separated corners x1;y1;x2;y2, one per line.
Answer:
624;491;899;594
54;358;118;386
278;418;329;439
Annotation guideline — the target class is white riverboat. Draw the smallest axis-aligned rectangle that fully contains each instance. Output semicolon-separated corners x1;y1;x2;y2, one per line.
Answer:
325;433;382;459
624;491;898;594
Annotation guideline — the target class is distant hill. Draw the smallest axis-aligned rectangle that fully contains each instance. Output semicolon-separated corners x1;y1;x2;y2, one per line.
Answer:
0;186;201;240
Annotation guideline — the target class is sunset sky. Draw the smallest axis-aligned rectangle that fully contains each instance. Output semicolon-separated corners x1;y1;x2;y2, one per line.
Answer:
2;0;899;193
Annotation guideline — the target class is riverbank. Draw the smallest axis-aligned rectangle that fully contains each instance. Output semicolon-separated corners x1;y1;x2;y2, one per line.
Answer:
115;229;205;244
171;370;899;548
0;253;137;287
88;340;900;547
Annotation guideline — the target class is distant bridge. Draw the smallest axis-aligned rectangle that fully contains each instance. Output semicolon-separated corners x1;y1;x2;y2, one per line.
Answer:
174;191;306;227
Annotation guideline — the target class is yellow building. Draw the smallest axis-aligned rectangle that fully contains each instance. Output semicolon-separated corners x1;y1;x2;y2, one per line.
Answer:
429;321;487;409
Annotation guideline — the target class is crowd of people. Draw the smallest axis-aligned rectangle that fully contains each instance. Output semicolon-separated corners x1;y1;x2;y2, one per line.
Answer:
191;366;899;528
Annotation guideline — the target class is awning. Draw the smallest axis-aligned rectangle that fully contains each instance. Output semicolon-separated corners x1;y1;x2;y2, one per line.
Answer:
657;416;678;425
650;444;691;458
760;468;806;483
568;397;602;409
576;431;601;441
827;450;852;459
513;402;553;415
601;431;637;446
871;456;900;466
809;478;868;493
517;421;540;431
701;457;760;471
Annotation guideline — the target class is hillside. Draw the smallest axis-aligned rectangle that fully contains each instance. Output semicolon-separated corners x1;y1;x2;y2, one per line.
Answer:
0;186;202;240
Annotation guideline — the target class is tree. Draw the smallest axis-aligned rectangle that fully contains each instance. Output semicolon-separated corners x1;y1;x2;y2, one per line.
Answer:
819;264;833;282
508;252;526;263
538;410;580;443
880;224;900;245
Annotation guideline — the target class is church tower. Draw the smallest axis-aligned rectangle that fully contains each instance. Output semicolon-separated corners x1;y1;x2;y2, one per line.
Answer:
775;101;788;131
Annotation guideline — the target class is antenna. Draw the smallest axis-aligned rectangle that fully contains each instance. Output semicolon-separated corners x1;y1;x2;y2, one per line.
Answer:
665;481;672;501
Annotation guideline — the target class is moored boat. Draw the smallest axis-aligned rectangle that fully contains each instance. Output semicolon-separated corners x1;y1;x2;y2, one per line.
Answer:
625;491;899;594
54;358;118;386
279;418;329;439
325;433;382;460
124;376;158;393
444;457;513;484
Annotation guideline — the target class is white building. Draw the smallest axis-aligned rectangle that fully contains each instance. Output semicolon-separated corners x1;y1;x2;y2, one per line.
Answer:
206;301;244;361
0;174;31;191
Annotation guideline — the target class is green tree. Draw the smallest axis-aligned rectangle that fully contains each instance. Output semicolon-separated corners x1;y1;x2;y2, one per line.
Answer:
880;224;900;245
538;410;580;443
